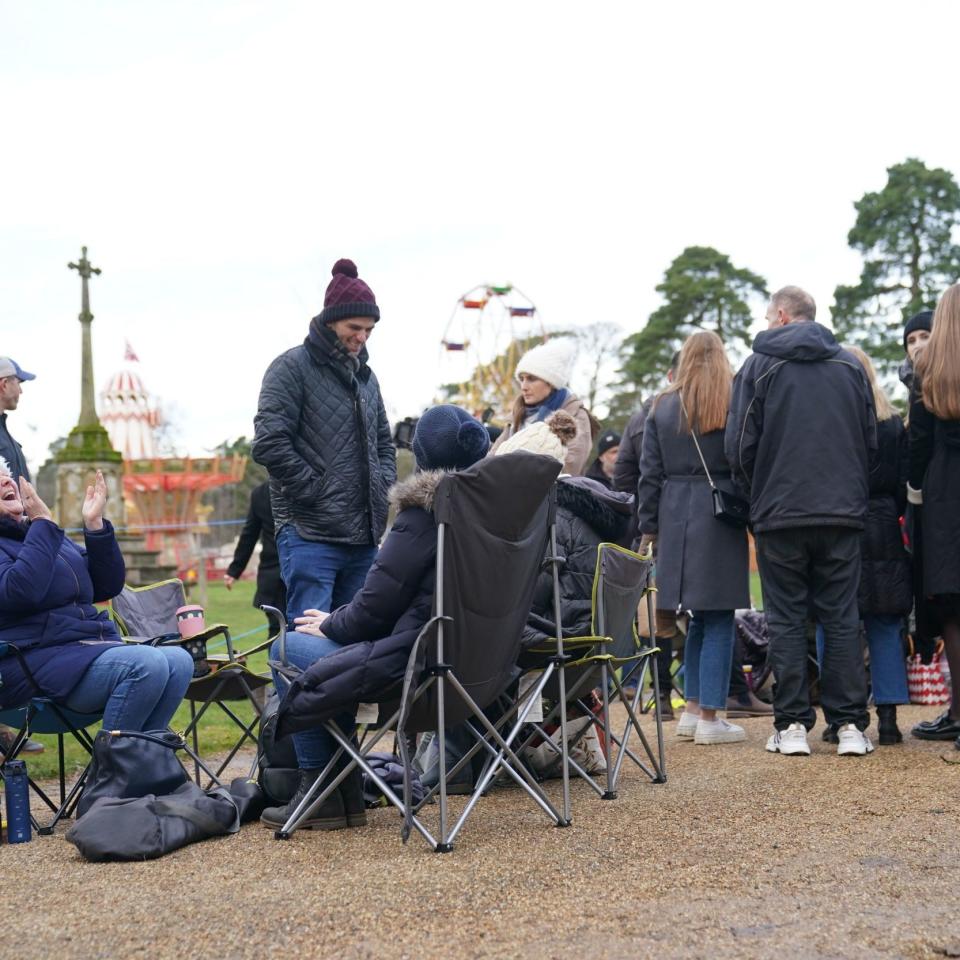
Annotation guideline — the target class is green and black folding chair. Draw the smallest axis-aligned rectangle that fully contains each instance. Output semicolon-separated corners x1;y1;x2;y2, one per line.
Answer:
520;542;667;800
111;579;273;787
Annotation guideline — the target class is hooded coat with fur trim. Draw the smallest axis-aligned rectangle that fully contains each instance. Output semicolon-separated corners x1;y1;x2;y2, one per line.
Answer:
275;472;440;737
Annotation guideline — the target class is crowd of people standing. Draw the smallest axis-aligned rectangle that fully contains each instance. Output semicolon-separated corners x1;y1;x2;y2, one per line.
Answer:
3;253;959;833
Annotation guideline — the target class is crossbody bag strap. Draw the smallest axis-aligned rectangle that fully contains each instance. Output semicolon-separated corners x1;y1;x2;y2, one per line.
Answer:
678;392;716;490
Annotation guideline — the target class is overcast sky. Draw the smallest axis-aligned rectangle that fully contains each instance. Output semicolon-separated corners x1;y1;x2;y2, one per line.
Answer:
2;0;958;471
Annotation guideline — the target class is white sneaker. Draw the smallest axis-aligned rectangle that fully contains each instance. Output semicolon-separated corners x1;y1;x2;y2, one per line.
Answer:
676;711;699;739
765;723;811;755
837;723;875;756
694;718;746;745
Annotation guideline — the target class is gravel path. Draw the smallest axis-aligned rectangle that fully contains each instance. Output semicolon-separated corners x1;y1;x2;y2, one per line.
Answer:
4;704;960;960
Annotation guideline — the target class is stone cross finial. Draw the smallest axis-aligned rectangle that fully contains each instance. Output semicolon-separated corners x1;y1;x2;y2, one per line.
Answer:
68;246;102;427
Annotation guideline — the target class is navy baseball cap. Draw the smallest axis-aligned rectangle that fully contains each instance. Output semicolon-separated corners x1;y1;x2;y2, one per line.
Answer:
0;357;36;381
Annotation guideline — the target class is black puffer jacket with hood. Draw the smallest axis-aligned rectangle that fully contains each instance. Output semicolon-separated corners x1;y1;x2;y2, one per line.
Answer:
521;476;633;651
252;322;397;545
275;471;439;738
724;322;877;533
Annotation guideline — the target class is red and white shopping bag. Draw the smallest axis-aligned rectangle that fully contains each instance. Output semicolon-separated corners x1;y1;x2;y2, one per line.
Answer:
906;638;952;706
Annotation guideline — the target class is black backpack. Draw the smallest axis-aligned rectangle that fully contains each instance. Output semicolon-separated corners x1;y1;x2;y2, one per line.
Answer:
257;693;299;804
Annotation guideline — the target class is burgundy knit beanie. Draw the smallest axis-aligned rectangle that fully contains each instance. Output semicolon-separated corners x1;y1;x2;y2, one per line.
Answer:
318;258;380;325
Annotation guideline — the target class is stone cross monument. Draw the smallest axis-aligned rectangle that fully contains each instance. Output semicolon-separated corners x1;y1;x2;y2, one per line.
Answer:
54;246;125;528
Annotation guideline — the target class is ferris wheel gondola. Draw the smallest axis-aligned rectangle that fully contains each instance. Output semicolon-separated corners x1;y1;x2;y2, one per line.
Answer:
439;283;546;420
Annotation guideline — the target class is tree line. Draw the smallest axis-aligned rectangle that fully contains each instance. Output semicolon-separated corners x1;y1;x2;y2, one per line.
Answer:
611;157;960;420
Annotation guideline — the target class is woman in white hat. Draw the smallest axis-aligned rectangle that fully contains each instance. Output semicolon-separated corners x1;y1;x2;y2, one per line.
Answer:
490;338;597;475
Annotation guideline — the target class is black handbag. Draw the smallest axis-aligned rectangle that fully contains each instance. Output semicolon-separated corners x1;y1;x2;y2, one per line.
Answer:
680;394;750;529
76;728;190;818
66;781;240;862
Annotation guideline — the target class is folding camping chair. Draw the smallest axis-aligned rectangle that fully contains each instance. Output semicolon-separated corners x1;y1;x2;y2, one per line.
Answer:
520;542;667;801
271;451;565;851
111;579;273;788
0;642;103;835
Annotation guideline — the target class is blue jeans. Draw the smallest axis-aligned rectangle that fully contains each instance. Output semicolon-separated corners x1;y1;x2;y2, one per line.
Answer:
683;610;736;711
270;632;355;770
815;615;909;705
64;645;194;730
276;526;376;624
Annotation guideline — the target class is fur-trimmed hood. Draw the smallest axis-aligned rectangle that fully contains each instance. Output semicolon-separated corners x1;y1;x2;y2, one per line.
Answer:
389;470;446;513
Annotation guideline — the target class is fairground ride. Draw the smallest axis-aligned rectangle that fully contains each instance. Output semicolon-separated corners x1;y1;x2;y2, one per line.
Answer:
439;283;546;422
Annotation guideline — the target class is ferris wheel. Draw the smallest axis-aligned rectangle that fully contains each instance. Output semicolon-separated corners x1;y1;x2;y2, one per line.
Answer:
439;283;546;421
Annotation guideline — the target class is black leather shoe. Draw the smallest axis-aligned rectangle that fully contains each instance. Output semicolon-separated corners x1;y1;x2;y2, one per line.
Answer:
821;725;839;744
877;705;903;745
260;768;347;830
911;711;960;741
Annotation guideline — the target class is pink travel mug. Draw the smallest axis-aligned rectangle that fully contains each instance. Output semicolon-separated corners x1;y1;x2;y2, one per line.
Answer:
176;605;206;639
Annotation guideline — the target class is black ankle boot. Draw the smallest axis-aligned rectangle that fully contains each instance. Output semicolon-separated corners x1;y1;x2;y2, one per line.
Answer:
338;763;368;828
260;768;347;830
877;705;903;745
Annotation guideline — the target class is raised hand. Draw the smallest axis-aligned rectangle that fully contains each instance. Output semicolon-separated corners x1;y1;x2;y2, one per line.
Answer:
81;469;108;530
18;476;54;523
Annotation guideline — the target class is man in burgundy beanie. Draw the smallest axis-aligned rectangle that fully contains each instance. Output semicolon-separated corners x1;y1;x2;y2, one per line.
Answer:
253;258;396;627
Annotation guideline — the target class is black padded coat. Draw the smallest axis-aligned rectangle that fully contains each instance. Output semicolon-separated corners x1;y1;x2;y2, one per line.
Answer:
275;471;440;738
252;323;397;546
909;390;960;598
858;416;911;617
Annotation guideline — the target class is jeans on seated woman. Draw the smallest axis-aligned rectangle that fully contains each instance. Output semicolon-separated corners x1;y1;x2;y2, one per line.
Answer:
63;644;194;731
269;632;356;774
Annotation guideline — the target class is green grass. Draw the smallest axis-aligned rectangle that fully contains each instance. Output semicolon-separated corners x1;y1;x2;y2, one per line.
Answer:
8;579;273;782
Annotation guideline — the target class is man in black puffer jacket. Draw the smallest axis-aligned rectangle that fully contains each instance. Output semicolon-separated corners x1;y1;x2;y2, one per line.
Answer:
725;285;878;758
252;259;397;626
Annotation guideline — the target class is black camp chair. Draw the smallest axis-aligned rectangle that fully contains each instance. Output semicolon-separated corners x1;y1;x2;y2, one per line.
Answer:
111;579;273;787
271;451;564;851
0;642;103;834
521;542;667;799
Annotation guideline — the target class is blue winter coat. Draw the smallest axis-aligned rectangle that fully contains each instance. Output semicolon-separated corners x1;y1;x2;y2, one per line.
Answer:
275;471;439;738
0;517;125;709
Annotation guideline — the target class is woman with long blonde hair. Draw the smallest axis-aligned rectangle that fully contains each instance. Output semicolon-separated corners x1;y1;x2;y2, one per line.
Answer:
814;345;911;745
637;330;750;745
908;283;960;746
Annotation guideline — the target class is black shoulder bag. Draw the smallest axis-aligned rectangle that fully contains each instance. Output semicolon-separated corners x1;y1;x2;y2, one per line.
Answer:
680;394;750;528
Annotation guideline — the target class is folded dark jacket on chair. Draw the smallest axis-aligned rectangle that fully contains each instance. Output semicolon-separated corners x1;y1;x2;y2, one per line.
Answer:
65;781;240;862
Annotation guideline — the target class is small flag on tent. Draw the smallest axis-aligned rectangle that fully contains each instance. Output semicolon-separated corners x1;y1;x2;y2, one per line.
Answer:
125;340;140;362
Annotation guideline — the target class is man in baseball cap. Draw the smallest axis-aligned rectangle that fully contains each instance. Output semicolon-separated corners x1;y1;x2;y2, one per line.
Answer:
0;356;35;483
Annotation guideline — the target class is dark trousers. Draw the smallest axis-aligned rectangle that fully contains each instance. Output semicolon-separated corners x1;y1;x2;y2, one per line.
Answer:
755;526;868;732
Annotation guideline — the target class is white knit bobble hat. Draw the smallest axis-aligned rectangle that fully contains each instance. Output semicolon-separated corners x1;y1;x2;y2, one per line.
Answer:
515;338;577;390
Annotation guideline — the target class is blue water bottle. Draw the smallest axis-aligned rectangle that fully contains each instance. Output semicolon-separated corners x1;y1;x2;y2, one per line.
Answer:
2;760;32;843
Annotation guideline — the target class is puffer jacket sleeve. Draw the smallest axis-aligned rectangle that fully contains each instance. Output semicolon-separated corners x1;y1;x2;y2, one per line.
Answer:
0;519;62;609
252;352;322;505
376;394;397;490
83;520;126;602
637;407;665;535
322;509;435;644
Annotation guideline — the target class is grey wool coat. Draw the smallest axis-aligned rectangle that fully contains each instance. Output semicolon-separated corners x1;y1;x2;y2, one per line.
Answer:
637;391;750;612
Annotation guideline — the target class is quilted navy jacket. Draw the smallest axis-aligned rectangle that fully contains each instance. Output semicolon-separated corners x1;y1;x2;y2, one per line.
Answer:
0;517;125;709
252;323;397;546
275;471;440;738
